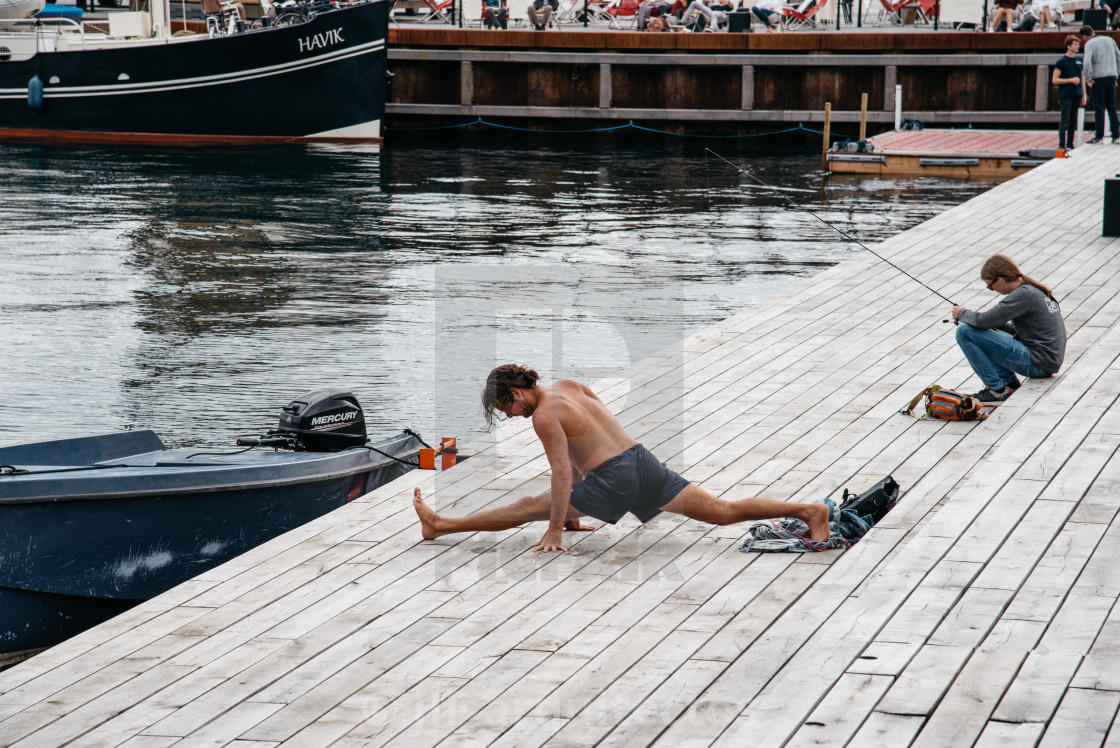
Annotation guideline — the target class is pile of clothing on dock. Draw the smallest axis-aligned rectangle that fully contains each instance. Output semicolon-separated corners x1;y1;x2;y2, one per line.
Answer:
740;476;900;553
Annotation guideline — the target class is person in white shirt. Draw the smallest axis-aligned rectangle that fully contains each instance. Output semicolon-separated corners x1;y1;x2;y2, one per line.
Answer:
751;0;781;31
1026;0;1060;29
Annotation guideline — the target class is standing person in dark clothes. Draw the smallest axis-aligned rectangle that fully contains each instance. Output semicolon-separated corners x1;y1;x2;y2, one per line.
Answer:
412;365;831;551
1079;25;1120;143
1104;0;1120;28
1053;35;1087;150
951;255;1067;403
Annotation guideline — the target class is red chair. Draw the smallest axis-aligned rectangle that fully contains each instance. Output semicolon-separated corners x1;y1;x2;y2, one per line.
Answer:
420;0;453;21
782;0;828;28
480;0;509;27
781;0;828;28
608;0;641;27
877;0;937;24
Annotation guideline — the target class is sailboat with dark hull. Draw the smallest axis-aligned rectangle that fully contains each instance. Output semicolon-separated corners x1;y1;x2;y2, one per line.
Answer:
0;0;390;145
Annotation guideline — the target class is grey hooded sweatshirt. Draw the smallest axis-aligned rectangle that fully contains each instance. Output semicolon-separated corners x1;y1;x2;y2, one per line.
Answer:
957;283;1067;375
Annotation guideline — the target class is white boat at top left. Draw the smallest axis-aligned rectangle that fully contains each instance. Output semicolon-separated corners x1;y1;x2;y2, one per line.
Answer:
0;0;46;20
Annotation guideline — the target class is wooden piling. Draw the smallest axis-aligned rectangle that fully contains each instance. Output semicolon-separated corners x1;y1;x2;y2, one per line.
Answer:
822;101;831;172
859;92;869;141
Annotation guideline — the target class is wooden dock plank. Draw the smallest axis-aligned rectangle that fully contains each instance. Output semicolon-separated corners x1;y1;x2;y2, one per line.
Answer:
847;712;926;747
236;616;460;741
908;645;1030;748
1036;688;1120;748
973;721;1046;748
989;650;1082;725
783;673;894;748
875;644;975;717
381;649;550;748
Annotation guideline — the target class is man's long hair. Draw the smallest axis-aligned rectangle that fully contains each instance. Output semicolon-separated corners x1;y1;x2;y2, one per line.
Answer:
482;364;540;427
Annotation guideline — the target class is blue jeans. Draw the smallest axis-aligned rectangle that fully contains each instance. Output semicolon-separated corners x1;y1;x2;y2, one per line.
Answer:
955;323;1049;390
751;6;777;26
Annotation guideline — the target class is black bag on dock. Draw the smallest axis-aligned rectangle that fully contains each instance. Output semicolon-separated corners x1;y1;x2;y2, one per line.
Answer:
838;476;900;525
728;9;751;31
1084;7;1108;30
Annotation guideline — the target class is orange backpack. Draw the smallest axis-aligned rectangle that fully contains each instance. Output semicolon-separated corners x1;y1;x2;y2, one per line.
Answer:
901;385;987;421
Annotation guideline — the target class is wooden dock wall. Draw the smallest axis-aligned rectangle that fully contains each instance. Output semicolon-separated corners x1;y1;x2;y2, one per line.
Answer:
386;29;1120;132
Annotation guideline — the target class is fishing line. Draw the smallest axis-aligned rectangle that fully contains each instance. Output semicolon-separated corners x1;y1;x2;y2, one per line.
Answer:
704;148;959;316
704;150;712;212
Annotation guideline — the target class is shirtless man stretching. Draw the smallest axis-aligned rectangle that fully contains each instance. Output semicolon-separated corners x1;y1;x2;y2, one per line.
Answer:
413;364;831;552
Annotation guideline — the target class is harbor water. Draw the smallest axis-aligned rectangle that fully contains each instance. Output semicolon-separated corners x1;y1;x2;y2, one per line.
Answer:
0;142;997;450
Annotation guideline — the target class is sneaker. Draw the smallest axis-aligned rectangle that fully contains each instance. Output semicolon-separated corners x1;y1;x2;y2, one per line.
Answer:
1007;377;1021;391
1088;136;1104;144
973;386;1013;403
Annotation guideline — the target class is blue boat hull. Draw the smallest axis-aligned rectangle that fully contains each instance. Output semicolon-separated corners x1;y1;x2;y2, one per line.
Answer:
0;589;136;656
0;429;420;656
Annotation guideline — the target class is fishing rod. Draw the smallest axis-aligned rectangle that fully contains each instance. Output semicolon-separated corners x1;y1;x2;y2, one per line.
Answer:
704;148;960;323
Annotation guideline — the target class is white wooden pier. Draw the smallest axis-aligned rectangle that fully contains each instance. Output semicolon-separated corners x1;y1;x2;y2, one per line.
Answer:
3;146;1120;747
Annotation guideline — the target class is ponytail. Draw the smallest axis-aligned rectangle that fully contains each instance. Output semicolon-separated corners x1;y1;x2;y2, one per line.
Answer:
1020;273;1055;301
980;254;1055;301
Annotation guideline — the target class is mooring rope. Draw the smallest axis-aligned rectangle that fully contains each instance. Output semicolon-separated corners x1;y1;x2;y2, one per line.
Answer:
391;119;857;139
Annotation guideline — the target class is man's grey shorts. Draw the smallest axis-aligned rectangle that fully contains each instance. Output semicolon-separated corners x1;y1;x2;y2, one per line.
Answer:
569;444;690;524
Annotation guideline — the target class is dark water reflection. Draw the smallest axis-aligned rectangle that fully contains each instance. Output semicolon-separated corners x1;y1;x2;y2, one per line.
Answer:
0;143;997;449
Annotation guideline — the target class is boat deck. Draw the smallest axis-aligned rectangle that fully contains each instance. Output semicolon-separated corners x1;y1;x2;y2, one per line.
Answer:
866;128;1060;155
3;145;1120;747
828;128;1067;178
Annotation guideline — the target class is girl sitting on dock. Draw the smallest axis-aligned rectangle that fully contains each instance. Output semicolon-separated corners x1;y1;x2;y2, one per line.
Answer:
950;254;1067;403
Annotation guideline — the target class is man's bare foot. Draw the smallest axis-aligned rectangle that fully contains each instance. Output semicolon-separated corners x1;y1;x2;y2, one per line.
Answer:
413;487;446;540
563;518;595;532
804;503;831;542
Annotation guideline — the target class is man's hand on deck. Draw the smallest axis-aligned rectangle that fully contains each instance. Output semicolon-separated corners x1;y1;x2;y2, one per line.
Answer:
534;527;567;553
563;519;595;532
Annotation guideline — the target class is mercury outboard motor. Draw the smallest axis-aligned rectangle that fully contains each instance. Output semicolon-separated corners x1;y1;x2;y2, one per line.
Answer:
273;389;368;452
